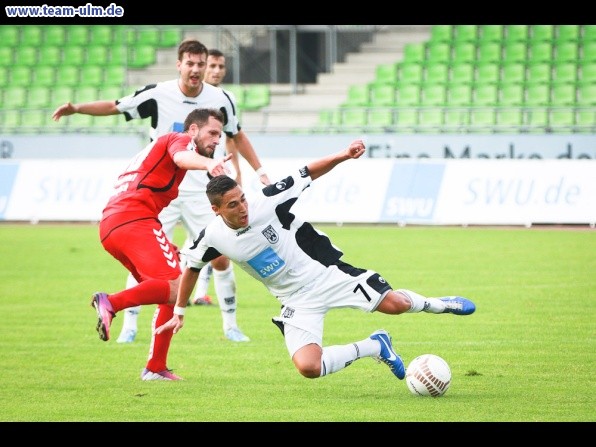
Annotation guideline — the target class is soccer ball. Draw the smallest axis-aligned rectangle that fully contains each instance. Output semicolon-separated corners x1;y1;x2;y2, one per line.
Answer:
406;354;452;397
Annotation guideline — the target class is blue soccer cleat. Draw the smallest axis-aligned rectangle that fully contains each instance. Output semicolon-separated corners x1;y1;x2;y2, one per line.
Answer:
370;329;405;380
439;296;476;315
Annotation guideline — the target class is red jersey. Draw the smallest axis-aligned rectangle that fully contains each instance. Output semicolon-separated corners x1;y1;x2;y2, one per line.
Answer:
102;132;194;228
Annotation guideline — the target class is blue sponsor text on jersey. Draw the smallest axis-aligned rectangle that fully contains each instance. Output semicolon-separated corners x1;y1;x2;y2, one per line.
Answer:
247;246;285;278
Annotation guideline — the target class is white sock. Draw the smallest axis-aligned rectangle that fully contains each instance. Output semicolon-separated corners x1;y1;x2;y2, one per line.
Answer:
399;289;446;314
193;263;213;299
121;273;141;332
320;336;380;377
213;264;237;332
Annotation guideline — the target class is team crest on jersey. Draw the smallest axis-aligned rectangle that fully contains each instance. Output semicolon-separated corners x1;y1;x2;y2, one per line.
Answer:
262;225;279;243
282;306;295;319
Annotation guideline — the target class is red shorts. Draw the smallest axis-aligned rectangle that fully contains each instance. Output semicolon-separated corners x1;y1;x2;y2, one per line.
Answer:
100;217;181;283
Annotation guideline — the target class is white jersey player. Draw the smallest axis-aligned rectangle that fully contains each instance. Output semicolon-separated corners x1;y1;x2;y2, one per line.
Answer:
156;139;476;382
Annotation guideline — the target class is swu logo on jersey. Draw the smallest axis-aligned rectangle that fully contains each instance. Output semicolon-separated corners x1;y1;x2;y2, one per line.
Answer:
247;246;285;278
261;225;279;243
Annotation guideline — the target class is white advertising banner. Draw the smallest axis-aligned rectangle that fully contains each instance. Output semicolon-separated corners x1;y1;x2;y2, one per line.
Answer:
1;158;595;226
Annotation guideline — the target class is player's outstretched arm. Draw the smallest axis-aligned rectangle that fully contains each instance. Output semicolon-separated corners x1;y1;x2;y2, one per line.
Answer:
307;139;366;181
232;130;271;185
174;152;233;176
155;267;201;335
51;100;120;121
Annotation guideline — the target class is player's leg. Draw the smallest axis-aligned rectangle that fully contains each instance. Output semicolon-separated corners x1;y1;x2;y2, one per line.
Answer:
192;262;213;305
376;289;476;315
211;256;250;342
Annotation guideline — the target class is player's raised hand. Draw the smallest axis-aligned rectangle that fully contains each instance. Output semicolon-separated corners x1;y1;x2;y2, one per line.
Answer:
208;153;233;177
51;102;76;121
347;139;366;159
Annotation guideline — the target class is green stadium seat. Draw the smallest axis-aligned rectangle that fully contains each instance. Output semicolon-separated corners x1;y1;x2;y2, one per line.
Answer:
476;42;502;64
54;66;79;87
426;42;451;64
79;66;104;87
576;107;595;129
104;66;127;86
223;84;245;108
476;63;501;85
550;108;576;130
450;62;475;85
98;86;124;102
20;26;43;46
318;109;341;128
478;25;504;44
526;62;552;84
61;46;85;65
525;82;551;106
394;108;418;128
504;25;529;43
420;83;447;106
444;107;470;128
3;87;28;109
10;66;33;87
580;60;596;82
89;25;115;46
503;42;527;63
582;25;596;42
580;41;596;62
43;25;66;46
368;108;394;129
554;41;580;63
128;45;156;68
395;82;421;106
469;107;496;129
0;48;14;67
34;65;56;87
397;62;424;84
528;42;553;63
424;62;449;84
27;86;52;109
243;84;270;110
452;42;476;65
343;84;370;107
369;83;396;106
474;83;499;105
576;81;596;105
418;107;444;129
68;113;94;127
108;46;128;66
0;26;20;47
341;108;367;129
38;46;62;66
448;83;473;106
1;110;22;127
160;28;183;47
501;62;526;84
429;25;453;43
556;25;581;43
553;61;578;83
65;26;89;46
499;82;525;105
403;42;426;62
530;25;555;43
375;63;399;85
21;109;49;128
86;46;110;65
14;46;38;66
453;25;478;43
136;27;161;46
51;85;75;105
495;107;524;128
551;82;577;105
524;107;549;129
0;67;8;87
75;86;99;103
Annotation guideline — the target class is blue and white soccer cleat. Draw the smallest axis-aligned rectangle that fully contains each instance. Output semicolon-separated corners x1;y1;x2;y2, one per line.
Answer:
439;296;476;315
116;328;137;344
370;329;406;380
225;327;250;342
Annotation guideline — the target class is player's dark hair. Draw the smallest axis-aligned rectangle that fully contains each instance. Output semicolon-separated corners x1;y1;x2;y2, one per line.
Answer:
178;39;208;60
206;175;238;206
183;108;224;131
208;48;225;58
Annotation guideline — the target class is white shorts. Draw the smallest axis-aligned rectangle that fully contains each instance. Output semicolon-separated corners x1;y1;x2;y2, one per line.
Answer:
271;264;392;358
158;194;215;243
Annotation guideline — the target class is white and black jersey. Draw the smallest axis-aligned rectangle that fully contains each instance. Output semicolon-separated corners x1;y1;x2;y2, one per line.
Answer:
116;80;240;194
183;167;379;298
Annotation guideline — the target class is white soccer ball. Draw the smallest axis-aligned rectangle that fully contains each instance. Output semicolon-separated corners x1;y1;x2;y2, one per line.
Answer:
406;354;452;397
